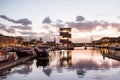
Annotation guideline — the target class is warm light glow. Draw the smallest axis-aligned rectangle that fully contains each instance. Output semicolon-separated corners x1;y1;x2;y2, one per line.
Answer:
60;36;63;39
63;51;68;58
96;26;103;31
71;49;119;66
62;30;67;32
69;38;71;41
69;31;71;34
63;38;68;40
63;60;68;66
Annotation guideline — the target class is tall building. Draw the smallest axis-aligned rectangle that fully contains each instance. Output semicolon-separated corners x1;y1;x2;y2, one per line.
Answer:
60;28;71;46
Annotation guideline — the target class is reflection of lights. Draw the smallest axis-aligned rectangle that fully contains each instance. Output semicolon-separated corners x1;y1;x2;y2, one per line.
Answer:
64;51;68;58
60;36;63;39
68;59;72;65
49;49;119;70
63;60;68;66
60;50;72;66
96;60;103;66
72;49;120;68
60;50;68;59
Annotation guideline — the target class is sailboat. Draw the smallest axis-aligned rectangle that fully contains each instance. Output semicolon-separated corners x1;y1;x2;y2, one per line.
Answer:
84;40;87;50
84;46;87;50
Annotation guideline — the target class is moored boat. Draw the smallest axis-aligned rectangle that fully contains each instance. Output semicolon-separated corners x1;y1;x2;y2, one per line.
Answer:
35;46;50;57
10;47;35;58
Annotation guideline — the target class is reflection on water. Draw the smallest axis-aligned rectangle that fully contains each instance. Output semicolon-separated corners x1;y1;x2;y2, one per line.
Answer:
36;58;52;77
0;60;33;80
60;50;72;66
0;47;120;80
76;69;86;78
100;48;120;61
36;58;49;68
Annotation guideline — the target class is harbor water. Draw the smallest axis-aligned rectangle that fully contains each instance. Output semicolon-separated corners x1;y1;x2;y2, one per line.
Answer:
0;47;120;80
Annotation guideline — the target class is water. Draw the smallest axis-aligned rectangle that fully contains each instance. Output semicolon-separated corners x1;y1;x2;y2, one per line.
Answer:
0;47;120;80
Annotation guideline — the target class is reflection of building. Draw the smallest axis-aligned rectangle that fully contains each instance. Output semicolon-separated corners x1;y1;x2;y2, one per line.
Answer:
60;50;72;66
60;28;71;46
6;61;33;76
100;48;120;61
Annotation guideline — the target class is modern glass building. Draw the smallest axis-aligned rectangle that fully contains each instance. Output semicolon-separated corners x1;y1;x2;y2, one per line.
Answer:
60;28;71;46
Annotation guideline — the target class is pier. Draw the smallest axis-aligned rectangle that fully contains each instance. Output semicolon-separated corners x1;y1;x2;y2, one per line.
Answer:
0;55;35;71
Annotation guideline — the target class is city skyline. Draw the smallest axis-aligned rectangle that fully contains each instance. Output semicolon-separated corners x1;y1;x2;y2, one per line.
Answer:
0;0;120;43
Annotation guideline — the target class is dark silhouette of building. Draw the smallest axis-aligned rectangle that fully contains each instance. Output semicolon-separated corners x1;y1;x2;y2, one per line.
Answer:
60;28;71;45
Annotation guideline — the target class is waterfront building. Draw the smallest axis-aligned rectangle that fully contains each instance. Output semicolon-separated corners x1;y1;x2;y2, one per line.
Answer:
59;28;71;47
92;36;120;47
0;34;24;47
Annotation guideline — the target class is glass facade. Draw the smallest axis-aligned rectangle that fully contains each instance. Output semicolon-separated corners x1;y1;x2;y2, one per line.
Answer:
60;28;71;45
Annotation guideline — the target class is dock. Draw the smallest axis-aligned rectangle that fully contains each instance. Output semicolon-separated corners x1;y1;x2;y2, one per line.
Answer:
0;55;35;71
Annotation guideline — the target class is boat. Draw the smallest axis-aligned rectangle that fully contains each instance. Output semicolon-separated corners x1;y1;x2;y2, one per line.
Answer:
35;46;50;57
84;40;87;50
84;46;87;50
56;45;68;50
56;45;74;50
0;50;9;62
11;47;34;58
0;47;19;62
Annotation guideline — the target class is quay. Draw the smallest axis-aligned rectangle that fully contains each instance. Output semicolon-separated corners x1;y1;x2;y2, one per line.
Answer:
0;55;35;71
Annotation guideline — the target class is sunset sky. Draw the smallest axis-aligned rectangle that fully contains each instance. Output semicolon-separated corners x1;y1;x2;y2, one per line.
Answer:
0;0;120;43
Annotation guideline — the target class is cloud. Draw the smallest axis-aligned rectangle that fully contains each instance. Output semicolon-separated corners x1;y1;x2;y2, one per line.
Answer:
42;16;120;42
0;15;32;26
42;16;119;33
42;25;59;34
0;23;15;33
19;31;37;35
6;28;15;33
42;16;52;24
118;16;120;19
16;18;32;26
76;16;85;21
11;25;32;30
42;18;65;34
51;23;65;28
56;19;63;23
0;15;33;35
109;23;120;31
66;21;98;31
67;20;120;32
0;22;32;35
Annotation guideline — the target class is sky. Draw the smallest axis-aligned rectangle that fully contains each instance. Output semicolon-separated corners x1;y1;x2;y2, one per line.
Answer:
0;0;120;43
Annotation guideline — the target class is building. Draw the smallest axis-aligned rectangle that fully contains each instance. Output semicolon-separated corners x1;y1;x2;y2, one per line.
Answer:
92;36;120;47
0;34;24;47
60;28;72;47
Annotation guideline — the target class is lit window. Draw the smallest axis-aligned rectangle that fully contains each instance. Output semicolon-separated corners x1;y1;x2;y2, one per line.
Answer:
60;36;63;39
69;31;71;34
63;30;67;32
69;38;71;41
63;38;68;40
